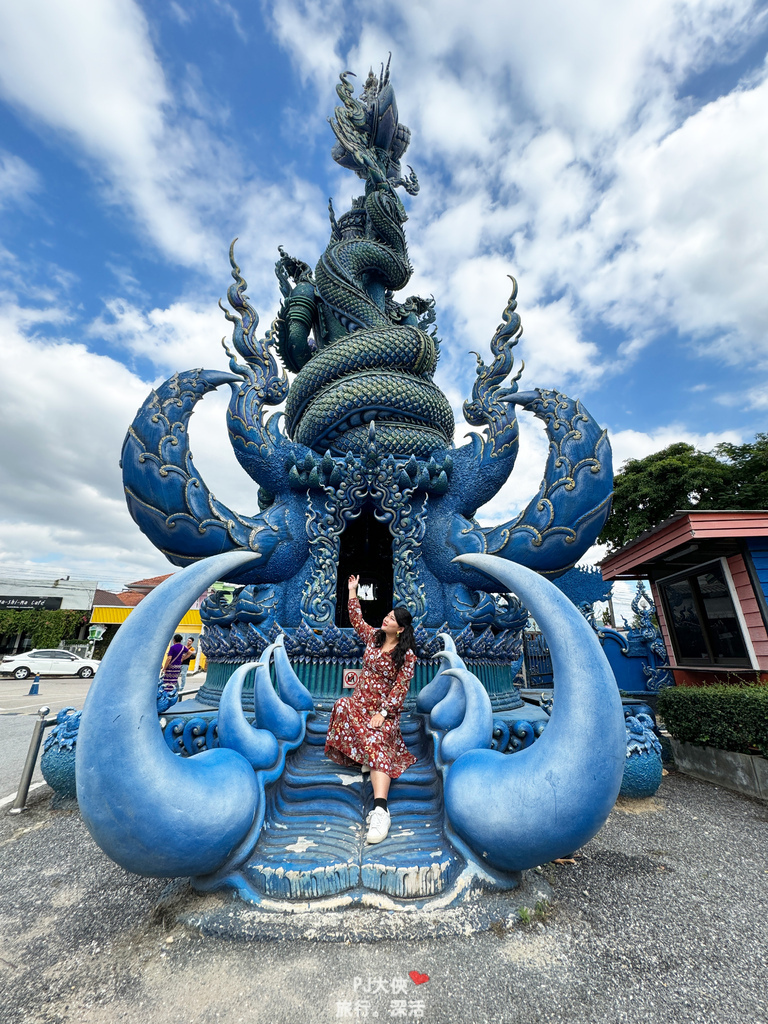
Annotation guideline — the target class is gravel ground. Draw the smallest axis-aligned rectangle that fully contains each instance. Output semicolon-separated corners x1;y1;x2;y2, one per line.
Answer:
1;770;766;1024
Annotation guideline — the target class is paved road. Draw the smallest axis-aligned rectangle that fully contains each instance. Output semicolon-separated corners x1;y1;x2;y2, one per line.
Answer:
0;678;93;806
0;674;207;806
0;715;46;804
0;675;94;716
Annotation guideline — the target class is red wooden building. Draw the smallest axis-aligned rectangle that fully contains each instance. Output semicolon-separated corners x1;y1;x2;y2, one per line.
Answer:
601;511;768;685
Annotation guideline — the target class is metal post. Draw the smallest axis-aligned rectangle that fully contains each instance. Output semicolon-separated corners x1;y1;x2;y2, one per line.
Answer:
9;706;51;814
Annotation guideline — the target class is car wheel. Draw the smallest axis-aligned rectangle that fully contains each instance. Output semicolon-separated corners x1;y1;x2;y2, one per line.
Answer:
13;666;30;680
78;667;94;678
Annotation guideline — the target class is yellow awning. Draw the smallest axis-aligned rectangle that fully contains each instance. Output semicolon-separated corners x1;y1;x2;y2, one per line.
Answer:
177;610;202;630
90;607;131;623
91;607;202;632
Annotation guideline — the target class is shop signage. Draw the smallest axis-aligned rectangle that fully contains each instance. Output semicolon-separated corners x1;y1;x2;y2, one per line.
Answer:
0;596;63;610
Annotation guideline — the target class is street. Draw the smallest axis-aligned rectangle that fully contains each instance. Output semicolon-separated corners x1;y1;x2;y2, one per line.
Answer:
0;674;95;716
0;673;206;807
0;676;94;806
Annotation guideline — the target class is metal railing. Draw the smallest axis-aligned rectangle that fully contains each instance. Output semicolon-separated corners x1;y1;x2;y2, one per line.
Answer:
9;706;55;814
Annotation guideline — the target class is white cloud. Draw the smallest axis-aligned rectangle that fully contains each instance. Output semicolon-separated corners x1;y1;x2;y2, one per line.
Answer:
0;151;40;210
263;0;768;393
0;299;168;583
1;0;765;587
517;298;602;390
609;424;744;468
474;414;552;528
211;0;248;42
0;293;264;585
474;418;746;536
87;172;330;377
86;296;268;514
184;387;264;518
267;0;345;92
91;298;229;379
584;71;768;360
353;0;760;141
0;0;230;266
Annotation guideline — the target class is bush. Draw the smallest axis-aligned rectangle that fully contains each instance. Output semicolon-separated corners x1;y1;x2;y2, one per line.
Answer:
658;686;768;757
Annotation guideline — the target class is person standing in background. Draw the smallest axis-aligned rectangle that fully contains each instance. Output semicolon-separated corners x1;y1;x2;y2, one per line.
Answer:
179;638;196;692
161;633;185;693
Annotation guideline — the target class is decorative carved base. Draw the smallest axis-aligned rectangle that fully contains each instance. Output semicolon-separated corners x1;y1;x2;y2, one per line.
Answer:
199;657;524;711
208;712;474;903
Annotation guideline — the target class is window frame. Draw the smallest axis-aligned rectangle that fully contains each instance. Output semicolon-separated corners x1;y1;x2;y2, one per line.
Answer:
656;557;753;669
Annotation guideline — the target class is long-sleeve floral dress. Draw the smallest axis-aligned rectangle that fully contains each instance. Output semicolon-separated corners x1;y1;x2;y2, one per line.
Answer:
324;595;417;778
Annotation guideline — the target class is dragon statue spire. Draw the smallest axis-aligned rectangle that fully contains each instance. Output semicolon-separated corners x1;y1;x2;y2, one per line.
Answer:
120;62;613;624
80;60;624;911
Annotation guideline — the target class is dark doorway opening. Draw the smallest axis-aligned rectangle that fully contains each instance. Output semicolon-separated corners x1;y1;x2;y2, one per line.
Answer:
336;510;393;629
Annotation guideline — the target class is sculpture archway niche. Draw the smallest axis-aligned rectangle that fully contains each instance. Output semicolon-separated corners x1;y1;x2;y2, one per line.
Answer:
335;509;394;629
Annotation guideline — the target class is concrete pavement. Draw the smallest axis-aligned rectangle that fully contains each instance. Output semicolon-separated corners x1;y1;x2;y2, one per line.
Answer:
0;675;94;717
1;768;767;1024
0;715;47;806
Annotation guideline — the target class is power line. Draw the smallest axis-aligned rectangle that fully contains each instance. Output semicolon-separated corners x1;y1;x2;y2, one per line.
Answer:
0;562;168;590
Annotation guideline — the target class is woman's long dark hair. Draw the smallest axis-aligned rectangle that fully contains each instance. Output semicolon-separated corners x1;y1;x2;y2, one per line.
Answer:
374;606;415;672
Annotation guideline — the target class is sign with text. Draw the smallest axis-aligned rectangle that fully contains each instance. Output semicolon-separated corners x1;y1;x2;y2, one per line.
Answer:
0;596;63;610
342;668;362;689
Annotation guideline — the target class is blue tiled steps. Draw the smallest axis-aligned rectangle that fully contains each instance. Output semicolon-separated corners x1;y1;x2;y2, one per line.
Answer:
246;711;463;900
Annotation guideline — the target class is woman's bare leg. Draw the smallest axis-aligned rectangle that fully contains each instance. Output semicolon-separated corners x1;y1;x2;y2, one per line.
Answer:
370;770;391;802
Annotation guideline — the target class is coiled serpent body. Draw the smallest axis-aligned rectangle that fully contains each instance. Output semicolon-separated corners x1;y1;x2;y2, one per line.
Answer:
286;186;455;457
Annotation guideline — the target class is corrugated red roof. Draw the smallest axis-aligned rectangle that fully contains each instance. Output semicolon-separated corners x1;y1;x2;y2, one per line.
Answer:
117;591;145;606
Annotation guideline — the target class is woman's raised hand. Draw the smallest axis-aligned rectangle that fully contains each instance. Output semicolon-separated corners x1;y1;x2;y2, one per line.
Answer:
348;574;360;593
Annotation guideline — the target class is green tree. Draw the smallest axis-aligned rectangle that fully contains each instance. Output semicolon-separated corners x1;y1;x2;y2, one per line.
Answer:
711;433;768;509
599;434;768;550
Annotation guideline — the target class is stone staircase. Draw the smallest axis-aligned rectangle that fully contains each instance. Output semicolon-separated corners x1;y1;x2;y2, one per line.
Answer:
245;711;464;901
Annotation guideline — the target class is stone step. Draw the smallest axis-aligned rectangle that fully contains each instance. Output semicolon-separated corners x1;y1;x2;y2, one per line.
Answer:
245;711;463;901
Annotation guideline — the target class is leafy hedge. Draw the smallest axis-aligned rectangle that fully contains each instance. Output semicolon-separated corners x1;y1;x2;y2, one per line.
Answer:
0;608;87;651
657;686;768;757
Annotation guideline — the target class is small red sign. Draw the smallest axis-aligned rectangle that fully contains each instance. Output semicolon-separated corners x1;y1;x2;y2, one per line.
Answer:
342;668;361;689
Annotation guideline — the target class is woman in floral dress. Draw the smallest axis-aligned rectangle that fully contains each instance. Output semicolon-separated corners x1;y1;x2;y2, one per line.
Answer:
325;574;417;844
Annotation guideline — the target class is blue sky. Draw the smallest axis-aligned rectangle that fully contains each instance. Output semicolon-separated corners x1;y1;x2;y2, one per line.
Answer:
1;0;767;606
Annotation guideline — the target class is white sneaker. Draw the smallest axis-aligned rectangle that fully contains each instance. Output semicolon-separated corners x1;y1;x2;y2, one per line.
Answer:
366;807;391;844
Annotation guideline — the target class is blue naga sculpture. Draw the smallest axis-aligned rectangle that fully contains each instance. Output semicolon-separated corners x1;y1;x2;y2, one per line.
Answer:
77;550;626;901
120;64;613;640
620;711;663;799
77;64;625;907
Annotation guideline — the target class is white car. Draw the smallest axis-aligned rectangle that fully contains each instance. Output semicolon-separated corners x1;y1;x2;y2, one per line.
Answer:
0;649;101;680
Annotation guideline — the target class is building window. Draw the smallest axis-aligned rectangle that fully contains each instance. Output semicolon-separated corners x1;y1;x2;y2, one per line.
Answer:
658;559;750;668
